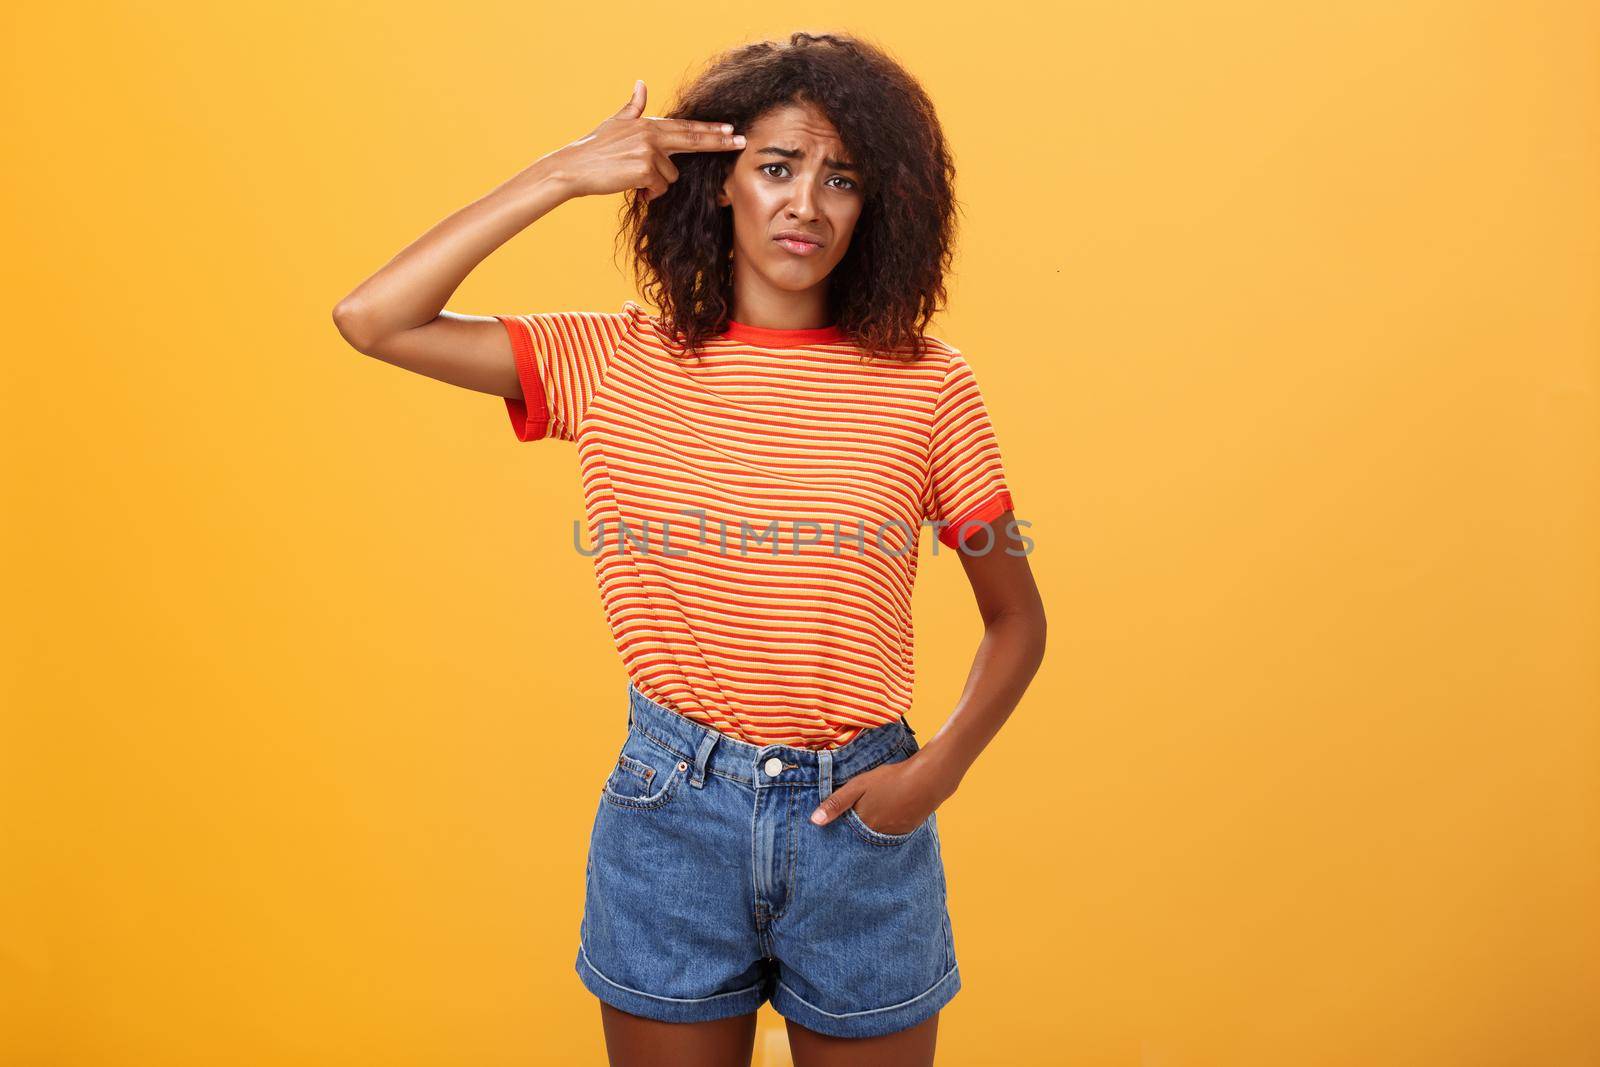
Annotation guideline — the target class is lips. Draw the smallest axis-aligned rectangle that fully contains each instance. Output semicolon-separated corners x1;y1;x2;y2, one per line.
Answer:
774;232;824;256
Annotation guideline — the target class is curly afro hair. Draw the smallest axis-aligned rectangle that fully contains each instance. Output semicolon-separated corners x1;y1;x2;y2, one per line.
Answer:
613;31;960;363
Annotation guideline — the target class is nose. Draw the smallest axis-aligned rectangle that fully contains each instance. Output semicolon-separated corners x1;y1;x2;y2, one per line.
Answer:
785;176;820;221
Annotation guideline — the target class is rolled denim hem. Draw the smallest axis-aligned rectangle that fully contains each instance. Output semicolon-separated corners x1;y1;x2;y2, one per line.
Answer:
772;963;961;1039
575;942;768;1024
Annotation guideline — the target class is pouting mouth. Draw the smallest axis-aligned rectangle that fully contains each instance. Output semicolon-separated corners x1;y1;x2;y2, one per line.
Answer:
773;233;824;247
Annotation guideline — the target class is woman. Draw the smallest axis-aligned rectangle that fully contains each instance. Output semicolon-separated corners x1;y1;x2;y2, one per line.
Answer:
333;31;1046;1067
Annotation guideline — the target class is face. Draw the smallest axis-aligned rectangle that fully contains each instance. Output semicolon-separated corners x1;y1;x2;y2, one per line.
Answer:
717;102;865;308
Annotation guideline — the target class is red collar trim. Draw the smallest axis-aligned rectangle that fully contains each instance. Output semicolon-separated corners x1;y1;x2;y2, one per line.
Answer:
718;318;845;346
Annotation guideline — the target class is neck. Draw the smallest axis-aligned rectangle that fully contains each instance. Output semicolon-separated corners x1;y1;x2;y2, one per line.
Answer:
725;256;833;332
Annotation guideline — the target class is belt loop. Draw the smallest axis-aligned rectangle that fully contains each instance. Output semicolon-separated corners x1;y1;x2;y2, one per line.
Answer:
691;730;719;788
818;749;833;802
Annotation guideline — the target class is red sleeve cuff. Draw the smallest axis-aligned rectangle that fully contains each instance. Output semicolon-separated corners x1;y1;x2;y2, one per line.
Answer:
937;489;1015;549
496;315;549;441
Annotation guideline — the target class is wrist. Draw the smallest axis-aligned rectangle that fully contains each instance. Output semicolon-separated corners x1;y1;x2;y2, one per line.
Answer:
911;737;967;801
509;155;578;204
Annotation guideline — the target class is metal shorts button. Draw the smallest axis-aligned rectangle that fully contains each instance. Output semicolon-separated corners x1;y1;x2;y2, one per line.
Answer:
764;756;783;777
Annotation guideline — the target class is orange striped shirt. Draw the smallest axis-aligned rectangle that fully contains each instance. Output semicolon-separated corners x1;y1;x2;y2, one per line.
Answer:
495;301;1015;750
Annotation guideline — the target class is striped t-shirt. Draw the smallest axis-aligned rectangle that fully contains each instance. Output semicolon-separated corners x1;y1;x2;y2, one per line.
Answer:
495;300;1015;750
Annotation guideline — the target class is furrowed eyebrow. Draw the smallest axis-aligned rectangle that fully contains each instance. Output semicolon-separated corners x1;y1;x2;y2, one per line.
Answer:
754;146;859;172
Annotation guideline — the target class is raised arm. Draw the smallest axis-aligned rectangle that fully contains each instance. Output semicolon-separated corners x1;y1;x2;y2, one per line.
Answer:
329;80;744;400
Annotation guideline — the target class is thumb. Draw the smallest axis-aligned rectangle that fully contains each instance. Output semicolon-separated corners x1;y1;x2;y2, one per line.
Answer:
614;78;646;119
810;781;863;826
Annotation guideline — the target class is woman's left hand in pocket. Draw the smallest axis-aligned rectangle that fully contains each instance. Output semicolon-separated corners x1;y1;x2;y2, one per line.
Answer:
809;751;953;835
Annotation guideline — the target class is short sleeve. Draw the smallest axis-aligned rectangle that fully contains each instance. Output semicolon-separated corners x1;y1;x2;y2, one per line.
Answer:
494;304;635;442
925;351;1015;549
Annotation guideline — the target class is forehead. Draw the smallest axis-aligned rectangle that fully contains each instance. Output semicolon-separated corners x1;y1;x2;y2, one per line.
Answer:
745;102;845;147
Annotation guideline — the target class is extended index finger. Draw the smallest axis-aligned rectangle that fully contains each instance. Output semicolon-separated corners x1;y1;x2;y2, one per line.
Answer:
647;119;745;153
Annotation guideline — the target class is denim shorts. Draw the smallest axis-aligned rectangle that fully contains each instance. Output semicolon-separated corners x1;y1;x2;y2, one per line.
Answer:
575;682;961;1039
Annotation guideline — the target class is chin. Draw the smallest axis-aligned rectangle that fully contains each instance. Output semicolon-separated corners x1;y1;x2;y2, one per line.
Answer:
763;264;827;287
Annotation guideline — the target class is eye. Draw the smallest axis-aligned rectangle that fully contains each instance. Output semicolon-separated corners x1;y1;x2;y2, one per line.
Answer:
759;163;858;192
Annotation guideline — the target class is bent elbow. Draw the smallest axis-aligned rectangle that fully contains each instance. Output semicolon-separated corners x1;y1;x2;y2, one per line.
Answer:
331;300;375;353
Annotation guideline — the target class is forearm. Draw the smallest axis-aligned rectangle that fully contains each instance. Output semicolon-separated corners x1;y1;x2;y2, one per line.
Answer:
332;158;573;346
914;607;1047;799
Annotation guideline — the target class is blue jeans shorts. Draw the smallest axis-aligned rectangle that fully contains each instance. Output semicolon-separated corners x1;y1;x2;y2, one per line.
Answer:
575;682;961;1039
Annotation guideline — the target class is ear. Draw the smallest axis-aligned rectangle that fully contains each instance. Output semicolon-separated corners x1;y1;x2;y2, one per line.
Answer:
717;161;734;207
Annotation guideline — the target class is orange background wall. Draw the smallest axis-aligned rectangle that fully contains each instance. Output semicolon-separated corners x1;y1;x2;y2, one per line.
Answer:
4;2;1596;1064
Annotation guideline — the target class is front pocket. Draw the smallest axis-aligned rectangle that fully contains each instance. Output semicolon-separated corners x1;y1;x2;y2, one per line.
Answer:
843;805;931;846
